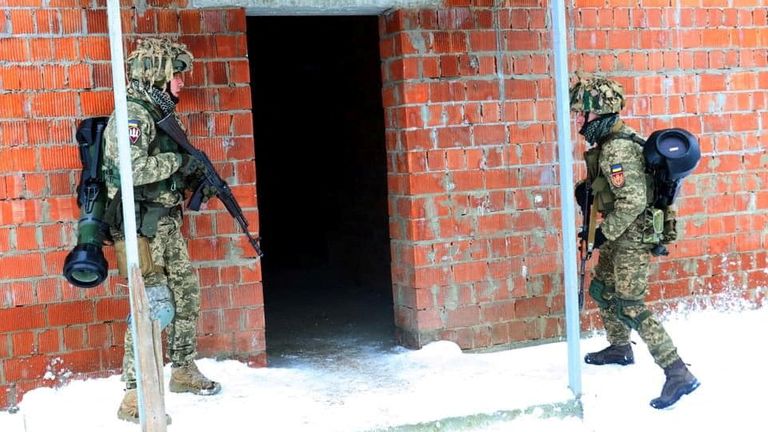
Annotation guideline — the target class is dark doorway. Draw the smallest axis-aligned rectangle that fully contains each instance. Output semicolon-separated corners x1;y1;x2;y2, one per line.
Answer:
247;16;395;365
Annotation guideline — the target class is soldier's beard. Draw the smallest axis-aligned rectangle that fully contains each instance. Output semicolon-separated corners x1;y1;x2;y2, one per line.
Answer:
579;113;618;145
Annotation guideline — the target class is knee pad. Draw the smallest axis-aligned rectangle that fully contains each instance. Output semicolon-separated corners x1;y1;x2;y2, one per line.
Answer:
588;279;610;308
614;299;652;330
146;284;175;329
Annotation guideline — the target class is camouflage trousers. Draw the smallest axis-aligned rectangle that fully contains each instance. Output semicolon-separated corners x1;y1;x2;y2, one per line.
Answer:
592;240;680;368
120;214;201;385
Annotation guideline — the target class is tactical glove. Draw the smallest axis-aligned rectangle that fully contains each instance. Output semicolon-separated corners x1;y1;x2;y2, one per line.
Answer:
200;184;217;203
179;154;205;177
578;226;607;249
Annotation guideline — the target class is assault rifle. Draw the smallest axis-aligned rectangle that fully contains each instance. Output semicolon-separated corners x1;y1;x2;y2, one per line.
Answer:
157;114;263;257
575;180;598;310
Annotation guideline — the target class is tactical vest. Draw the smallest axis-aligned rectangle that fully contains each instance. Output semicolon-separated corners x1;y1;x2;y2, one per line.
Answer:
584;137;665;246
583;137;655;214
126;97;185;201
103;98;184;237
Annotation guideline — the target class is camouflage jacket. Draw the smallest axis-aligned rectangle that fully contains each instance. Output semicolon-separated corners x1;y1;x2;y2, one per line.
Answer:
585;121;653;242
102;88;184;208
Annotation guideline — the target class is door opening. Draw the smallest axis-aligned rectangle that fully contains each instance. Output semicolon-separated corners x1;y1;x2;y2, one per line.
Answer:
247;16;394;364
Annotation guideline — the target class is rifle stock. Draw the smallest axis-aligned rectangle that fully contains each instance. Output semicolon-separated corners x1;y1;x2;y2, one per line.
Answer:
156;114;263;257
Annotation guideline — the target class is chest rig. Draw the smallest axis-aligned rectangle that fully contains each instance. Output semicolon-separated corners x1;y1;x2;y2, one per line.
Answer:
103;98;185;237
127;98;185;201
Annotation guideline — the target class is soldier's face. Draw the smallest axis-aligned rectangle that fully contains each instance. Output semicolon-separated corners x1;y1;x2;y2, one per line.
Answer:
576;111;599;129
169;73;184;97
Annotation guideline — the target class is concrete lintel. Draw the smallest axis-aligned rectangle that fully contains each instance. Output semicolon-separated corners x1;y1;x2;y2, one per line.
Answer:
191;0;442;16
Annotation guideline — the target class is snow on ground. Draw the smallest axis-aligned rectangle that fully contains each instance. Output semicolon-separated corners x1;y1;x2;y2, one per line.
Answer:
1;305;765;432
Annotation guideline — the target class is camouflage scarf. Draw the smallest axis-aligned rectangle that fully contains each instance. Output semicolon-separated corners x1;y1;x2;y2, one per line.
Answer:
579;113;618;145
129;80;176;116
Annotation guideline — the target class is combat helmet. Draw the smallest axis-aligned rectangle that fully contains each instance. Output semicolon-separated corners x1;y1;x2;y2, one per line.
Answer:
569;75;625;115
126;38;193;89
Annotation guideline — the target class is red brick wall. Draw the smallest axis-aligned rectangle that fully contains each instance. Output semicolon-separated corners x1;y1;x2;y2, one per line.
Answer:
2;0;767;410
380;0;768;349
0;2;263;408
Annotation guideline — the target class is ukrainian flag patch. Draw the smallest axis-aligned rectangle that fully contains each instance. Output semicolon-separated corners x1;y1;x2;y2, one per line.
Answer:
610;163;625;188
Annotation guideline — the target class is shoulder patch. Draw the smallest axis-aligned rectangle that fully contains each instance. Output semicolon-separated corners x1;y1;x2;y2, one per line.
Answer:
128;120;141;144
610;163;625;188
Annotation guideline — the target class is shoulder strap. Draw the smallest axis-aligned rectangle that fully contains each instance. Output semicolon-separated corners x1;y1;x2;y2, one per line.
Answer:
600;132;645;146
127;97;163;122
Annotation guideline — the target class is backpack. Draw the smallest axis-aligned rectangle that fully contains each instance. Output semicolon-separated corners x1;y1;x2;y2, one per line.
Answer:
627;128;701;255
642;128;701;208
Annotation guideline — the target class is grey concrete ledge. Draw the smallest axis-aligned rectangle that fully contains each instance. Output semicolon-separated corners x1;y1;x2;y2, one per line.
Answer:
191;0;442;15
367;398;584;432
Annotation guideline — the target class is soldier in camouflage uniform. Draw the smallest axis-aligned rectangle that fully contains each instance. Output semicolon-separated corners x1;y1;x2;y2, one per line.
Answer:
570;75;700;409
102;38;221;423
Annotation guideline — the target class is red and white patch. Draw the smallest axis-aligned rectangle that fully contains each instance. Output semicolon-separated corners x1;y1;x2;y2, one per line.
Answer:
128;120;141;144
610;172;625;188
609;163;625;188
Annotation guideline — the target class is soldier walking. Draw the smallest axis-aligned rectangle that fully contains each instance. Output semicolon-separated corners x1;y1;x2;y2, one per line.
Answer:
570;75;700;409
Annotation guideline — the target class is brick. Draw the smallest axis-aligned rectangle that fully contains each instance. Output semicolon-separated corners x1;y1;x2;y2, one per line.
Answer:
179;10;201;33
36;277;62;303
0;94;26;118
39;146;79;170
0;334;9;359
134;9;155;33
0;36;28;63
156;9;179;33
47;300;94;326
79;36;110;60
63;326;86;350
95;298;129;321
10;9;35;34
37;329;60;353
3;355;48;381
85;9;108;34
234;329;264;352
206;62;228;85
0;305;46;332
222;308;241;331
86;323;112;348
60;9;83;34
11;331;35;356
224;9;246;32
201;10;225;33
15;225;38;250
0;254;44;279
57;349;100;374
93;63;113;88
80;91;114;116
218;86;251;110
30;92;76;117
69;63;93;89
214;34;247;58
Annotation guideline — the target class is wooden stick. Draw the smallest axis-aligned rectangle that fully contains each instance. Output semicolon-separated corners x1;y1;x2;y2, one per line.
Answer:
130;266;167;432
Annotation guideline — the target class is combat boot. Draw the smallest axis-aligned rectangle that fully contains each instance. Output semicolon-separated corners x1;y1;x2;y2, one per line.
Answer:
117;388;172;424
650;359;700;409
584;344;634;365
169;361;222;395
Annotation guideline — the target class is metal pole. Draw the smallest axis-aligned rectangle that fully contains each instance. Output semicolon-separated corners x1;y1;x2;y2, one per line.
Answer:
106;1;166;430
550;0;582;396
